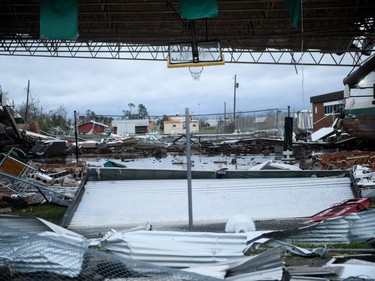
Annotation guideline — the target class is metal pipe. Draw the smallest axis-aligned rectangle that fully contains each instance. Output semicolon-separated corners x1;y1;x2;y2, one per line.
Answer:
233;75;238;132
185;108;193;231
190;20;199;63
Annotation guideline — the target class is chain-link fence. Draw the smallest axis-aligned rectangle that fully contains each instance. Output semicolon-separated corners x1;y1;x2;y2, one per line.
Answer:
191;108;302;136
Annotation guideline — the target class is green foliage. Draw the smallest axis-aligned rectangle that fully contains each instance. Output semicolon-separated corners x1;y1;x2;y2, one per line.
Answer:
84;109;112;125
122;103;149;119
17;98;70;135
122;109;131;119
293;241;374;250
247;241;374;257
11;204;67;224
159;114;170;130
17;97;41;123
138;103;149;119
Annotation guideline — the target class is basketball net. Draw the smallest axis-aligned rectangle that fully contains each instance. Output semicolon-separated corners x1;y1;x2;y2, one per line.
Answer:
189;66;204;80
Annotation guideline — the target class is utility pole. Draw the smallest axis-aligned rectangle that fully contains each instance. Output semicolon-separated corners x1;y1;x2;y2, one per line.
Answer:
233;75;239;132
224;101;226;130
74;110;79;164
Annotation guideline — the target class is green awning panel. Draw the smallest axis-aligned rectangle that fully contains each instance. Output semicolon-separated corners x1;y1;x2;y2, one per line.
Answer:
40;0;78;39
284;0;300;28
180;0;218;20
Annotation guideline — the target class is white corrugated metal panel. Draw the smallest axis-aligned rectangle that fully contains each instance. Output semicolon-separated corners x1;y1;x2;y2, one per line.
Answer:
224;246;285;281
226;267;283;281
98;230;285;279
347;209;375;242
68;177;353;233
285;209;375;244
325;262;375;280
99;229;251;268
291;219;351;244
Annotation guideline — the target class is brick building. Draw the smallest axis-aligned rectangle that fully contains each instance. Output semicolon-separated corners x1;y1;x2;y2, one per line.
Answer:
310;91;345;131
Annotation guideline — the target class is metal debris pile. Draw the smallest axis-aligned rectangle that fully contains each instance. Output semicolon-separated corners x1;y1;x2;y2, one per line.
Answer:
1;206;375;281
0;148;84;212
0;224;216;281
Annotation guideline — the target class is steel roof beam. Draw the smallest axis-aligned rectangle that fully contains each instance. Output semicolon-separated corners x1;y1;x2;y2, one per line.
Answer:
1;38;371;67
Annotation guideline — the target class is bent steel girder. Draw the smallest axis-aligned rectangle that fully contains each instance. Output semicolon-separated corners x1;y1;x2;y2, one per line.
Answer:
0;37;372;67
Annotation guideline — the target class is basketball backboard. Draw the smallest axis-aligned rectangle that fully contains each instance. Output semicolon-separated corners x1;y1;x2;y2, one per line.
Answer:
167;40;225;68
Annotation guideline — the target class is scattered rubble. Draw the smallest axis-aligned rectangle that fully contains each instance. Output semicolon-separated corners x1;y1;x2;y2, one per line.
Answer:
1;128;375;280
316;150;375;170
0;148;84;212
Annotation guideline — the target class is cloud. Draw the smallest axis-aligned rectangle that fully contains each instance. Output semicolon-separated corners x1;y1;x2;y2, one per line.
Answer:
0;55;352;119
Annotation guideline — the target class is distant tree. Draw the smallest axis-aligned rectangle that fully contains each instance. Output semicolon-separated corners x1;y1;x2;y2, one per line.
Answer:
49;109;68;132
82;110;112;125
159;115;169;131
85;109;96;122
128;103;135;118
55;105;68;121
17;98;41;123
137;104;149;119
90;110;97;121
25;105;69;134
122;103;149;120
122;109;131;119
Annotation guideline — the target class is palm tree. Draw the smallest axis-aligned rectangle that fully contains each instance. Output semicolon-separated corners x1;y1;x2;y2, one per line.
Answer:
128;103;135;118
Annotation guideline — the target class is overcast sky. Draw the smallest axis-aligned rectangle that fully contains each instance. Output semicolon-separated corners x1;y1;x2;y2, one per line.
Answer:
0;54;353;119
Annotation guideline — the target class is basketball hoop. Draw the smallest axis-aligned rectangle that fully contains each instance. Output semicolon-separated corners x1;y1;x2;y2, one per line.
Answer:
189;66;204;80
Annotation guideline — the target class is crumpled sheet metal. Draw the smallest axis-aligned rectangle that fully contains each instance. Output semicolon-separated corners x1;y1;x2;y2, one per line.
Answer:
244;209;375;246
98;228;257;268
0;227;86;278
347;209;375;242
183;246;285;281
287;209;375;244
2;211;375;281
244;238;328;257
325;256;375;280
0;224;224;281
96;228;290;280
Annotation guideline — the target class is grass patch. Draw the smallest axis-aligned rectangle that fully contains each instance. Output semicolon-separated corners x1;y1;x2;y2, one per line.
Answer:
11;204;67;224
327;242;374;249
199;128;218;134
247;241;374;257
293;241;374;255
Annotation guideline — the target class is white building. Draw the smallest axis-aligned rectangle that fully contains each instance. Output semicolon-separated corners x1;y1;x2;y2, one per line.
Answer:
205;119;220;127
112;119;149;135
164;116;199;135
